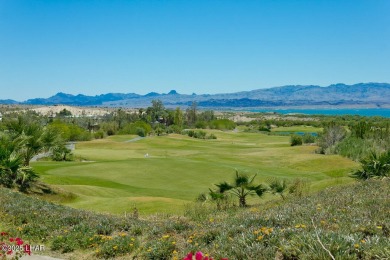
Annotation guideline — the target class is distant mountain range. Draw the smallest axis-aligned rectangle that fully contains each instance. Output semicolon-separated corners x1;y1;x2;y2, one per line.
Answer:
1;83;390;108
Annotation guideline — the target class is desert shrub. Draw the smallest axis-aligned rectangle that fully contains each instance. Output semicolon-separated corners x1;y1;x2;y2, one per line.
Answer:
95;235;139;258
136;127;146;137
352;150;390;179
167;125;182;134
196;193;207;202
142;234;176;260
57;108;72;117
48;121;91;141
208;133;217;139
290;134;303;146
107;129;115;136
336;137;372;161
94;130;105;139
336;134;390;161
119;121;152;136
317;123;346;154
186;130;194;137
100;122;117;136
288;178;310;198
193;130;206;139
195;121;207;129
184;202;216;221
302;133;316;143
182;130;216;140
209;119;236;130
258;124;271;132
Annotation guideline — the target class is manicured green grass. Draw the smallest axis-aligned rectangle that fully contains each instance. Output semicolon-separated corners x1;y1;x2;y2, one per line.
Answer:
271;125;323;133
33;131;357;215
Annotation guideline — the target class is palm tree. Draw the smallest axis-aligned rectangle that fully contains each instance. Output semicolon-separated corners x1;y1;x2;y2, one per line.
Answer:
208;188;228;210
268;178;288;200
0;134;38;191
214;170;267;207
6;115;63;165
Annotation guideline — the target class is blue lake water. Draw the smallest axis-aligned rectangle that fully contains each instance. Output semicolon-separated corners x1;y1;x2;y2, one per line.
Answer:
249;108;390;118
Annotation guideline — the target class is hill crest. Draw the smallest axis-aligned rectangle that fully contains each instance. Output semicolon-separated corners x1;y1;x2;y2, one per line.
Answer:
2;83;390;108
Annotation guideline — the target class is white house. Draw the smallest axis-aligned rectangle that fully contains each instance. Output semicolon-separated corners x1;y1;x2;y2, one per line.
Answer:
0;112;2;121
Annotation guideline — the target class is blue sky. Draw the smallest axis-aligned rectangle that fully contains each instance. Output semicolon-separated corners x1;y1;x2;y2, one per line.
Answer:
0;0;389;100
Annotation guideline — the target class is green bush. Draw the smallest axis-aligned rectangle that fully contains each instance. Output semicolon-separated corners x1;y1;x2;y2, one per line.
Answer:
317;123;346;154
290;134;303;146
193;130;206;139
208;133;217;139
302;133;316;144
182;130;216;140
136;127;146;137
195;121;207;129
94;130;105;139
258;125;271;132
48;121;91;141
119;121;152;136
352;150;390;179
167;125;182;134
209;119;236;130
51;145;73;161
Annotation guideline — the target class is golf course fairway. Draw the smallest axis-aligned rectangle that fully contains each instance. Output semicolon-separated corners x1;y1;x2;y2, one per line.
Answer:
33;130;358;215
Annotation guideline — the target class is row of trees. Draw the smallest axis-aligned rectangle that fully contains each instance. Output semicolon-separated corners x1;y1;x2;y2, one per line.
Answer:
2;101;234;142
94;101;236;138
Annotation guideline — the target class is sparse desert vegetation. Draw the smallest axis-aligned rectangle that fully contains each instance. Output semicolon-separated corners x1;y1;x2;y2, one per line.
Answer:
1;179;389;259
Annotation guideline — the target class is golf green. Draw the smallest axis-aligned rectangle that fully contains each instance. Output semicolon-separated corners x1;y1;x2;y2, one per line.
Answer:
33;131;358;214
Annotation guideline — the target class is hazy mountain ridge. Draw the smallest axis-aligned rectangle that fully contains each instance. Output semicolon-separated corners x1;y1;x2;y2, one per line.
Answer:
2;83;390;108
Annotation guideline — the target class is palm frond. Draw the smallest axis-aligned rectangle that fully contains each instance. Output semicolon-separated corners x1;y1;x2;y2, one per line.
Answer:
215;182;233;193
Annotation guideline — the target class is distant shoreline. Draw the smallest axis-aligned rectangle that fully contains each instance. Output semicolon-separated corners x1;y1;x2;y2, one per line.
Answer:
246;107;390;118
